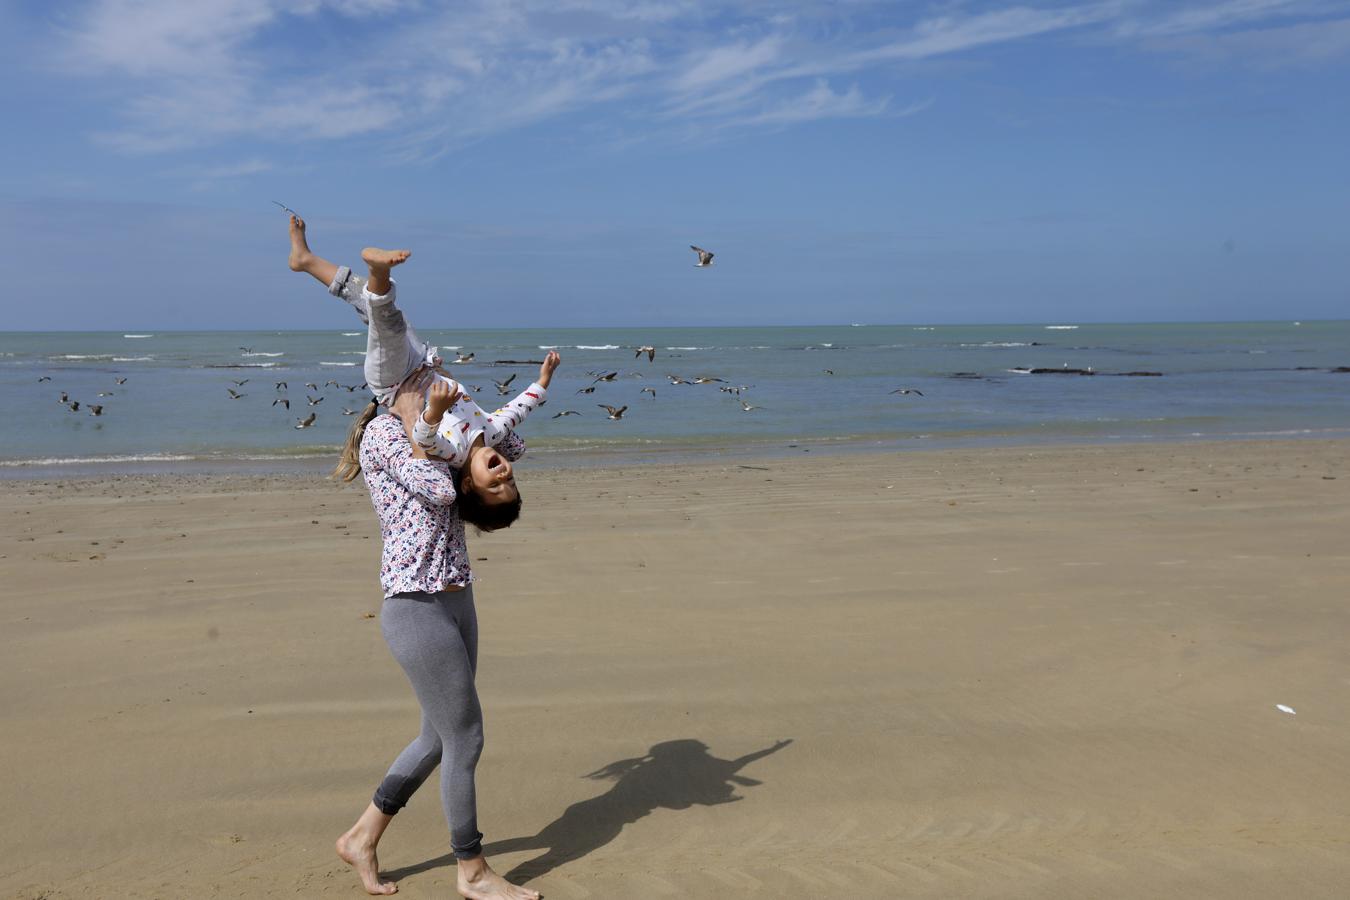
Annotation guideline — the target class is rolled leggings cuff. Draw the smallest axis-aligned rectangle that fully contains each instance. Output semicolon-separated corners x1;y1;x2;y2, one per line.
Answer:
328;265;354;297
452;834;484;860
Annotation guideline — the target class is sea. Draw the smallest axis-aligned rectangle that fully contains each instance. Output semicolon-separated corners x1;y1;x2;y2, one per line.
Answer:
3;322;1348;477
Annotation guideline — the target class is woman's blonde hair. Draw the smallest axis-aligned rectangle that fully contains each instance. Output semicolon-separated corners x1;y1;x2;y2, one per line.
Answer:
332;400;380;482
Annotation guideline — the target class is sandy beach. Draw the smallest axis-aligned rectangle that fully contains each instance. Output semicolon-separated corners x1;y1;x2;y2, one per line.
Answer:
4;438;1350;899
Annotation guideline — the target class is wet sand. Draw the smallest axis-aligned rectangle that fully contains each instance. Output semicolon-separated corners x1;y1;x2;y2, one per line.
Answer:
4;439;1350;898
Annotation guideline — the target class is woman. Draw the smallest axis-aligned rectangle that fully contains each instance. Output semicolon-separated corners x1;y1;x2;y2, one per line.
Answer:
332;371;540;900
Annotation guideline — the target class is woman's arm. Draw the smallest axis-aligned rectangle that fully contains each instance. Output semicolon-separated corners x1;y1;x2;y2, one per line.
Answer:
363;375;459;505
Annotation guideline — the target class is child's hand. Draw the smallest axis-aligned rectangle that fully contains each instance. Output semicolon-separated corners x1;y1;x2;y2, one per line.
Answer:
538;350;561;388
425;379;458;420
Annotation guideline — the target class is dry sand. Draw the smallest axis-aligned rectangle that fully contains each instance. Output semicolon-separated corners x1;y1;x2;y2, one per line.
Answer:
3;439;1350;899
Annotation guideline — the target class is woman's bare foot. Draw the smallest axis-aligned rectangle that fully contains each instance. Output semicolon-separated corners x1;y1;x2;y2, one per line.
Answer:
336;826;398;895
288;216;315;272
457;856;541;900
362;246;411;271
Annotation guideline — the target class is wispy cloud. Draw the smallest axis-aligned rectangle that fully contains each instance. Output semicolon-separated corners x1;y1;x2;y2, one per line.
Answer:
41;0;1350;159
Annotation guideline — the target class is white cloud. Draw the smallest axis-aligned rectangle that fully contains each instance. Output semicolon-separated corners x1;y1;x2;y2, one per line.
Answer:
45;0;1350;159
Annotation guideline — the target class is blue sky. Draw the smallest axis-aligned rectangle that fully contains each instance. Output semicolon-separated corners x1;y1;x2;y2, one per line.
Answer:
1;0;1348;329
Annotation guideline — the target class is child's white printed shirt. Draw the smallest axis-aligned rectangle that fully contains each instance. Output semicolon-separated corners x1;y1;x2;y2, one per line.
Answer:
411;376;546;467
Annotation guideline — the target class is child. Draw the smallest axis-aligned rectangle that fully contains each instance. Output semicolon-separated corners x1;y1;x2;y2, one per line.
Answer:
288;216;559;530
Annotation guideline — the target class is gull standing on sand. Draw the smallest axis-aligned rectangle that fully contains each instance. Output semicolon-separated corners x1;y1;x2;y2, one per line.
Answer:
690;245;714;267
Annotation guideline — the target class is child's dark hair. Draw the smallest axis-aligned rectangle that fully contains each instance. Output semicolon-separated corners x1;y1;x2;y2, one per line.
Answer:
456;468;522;532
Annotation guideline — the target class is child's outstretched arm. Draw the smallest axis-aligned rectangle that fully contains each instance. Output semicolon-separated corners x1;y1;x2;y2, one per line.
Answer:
488;351;559;434
411;378;460;461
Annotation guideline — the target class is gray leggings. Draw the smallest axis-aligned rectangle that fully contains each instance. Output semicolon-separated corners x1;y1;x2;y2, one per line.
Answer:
328;266;434;406
373;588;485;860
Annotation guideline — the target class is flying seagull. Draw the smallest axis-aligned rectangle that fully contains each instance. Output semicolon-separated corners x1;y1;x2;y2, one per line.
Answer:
493;374;517;395
576;386;596;394
692;376;725;384
304;382;318;391
591;371;618;385
641;387;656;398
227;389;245;399
598;404;628;420
690;245;714;267
740;400;759;412
307;395;324;406
890;389;924;396
552;410;582;418
667;374;691;385
342;408;358;416
273;398;290;410
325;379;340;388
68;400;81;412
275;381;288;391
37;376;51;383
239;347;253;354
59;391;69;404
295;413;316;429
115;377;128;385
232;379;249;386
635;346;656;362
455;352;475;364
89;404;103;417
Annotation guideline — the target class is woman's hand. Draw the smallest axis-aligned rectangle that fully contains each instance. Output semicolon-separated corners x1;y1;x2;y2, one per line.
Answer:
538;350;561;388
391;370;435;456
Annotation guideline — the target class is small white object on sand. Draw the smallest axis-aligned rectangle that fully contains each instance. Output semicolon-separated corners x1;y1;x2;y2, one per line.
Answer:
1276;704;1296;715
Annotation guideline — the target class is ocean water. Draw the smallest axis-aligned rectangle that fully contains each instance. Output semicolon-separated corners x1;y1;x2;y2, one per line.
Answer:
2;322;1348;475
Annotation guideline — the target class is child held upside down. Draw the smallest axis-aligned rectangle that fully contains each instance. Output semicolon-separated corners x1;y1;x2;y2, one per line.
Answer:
288;215;560;531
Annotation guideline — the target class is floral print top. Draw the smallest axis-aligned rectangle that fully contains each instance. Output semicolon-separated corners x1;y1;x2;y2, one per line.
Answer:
360;413;527;597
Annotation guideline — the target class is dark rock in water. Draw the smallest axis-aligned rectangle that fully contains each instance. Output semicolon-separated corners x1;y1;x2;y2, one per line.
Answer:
950;372;985;379
1115;371;1163;377
1028;367;1095;375
1332;367;1350;373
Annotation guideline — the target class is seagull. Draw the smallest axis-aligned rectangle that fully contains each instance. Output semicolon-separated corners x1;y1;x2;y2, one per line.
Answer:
740;400;759;412
232;379;249;386
275;381;288;391
227;389;245;399
37;376;51;383
824;369;834;376
890;389;924;396
576;386;596;394
295;413;316;429
635;346;656;362
690;245;714;267
342;408;358;416
342;384;361;392
273;398;290;410
98;391;114;397
641;387;656;398
304;382;318;391
692;376;725;384
89;405;103;416
591;371;618;384
455;352;475;364
667;374;691;385
307;395;324;406
718;385;748;396
239;346;253;354
325;379;340;388
68;400;81;412
552;410;582;418
59;391;69;403
115;377;127;385
493;374;517;395
598;404;628;420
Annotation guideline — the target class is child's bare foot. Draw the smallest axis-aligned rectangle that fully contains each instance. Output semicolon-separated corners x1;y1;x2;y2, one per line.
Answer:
457;857;540;900
336;829;398;895
288;215;315;272
362;247;411;272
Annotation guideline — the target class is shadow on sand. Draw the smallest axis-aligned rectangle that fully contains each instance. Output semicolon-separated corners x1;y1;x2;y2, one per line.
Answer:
384;737;792;886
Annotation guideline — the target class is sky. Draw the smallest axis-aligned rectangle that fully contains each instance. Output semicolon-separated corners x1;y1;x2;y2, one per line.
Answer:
1;0;1348;330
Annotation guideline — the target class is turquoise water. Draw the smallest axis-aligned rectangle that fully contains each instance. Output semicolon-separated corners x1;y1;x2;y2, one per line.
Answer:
2;322;1348;474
